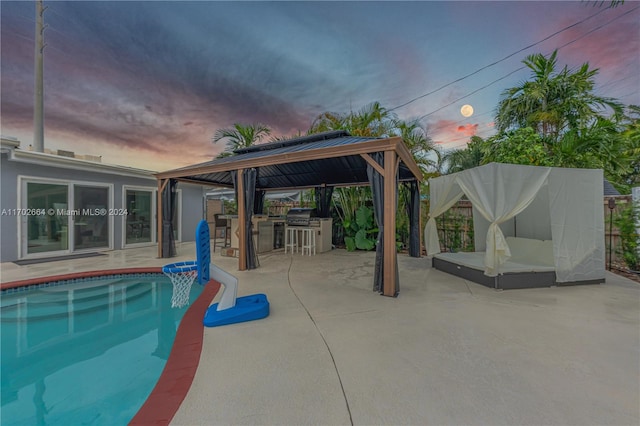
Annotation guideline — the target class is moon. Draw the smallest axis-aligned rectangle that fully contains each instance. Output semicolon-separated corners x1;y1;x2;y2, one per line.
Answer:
460;104;474;117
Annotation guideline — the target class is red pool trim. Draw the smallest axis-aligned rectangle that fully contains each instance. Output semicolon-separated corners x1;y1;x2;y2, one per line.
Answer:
1;268;220;426
130;278;220;425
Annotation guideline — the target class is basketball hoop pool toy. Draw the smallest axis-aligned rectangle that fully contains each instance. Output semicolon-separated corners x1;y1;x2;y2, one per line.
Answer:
162;220;269;327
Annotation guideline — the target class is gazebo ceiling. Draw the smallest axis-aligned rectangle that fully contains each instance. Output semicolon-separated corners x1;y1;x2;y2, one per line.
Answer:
155;130;422;189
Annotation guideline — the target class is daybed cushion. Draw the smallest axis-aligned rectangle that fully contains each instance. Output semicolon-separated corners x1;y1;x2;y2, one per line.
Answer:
506;237;554;267
433;237;555;275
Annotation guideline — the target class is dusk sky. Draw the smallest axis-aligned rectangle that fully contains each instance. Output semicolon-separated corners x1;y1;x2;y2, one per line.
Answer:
1;1;638;171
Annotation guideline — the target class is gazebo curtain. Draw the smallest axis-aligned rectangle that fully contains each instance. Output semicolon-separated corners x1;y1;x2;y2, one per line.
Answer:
456;164;550;276
254;190;266;215
161;179;177;258
406;180;421;257
314;186;334;217
424;174;464;255
367;152;399;295
232;169;259;270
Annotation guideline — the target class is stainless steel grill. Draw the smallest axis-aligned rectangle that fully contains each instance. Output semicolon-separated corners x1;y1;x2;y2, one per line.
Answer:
286;208;316;227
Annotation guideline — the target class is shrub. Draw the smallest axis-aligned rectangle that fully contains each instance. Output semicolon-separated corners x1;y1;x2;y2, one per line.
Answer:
615;201;639;271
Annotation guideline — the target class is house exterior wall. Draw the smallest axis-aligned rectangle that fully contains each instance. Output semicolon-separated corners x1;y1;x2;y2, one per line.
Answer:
175;182;205;244
1;152;203;262
1;152;19;262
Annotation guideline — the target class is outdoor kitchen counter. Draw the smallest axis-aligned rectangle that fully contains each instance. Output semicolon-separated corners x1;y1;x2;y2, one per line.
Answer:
222;215;273;253
219;215;332;254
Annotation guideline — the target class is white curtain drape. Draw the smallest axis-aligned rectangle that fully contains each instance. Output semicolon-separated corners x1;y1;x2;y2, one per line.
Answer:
425;174;464;255
548;168;605;282
455;164;551;276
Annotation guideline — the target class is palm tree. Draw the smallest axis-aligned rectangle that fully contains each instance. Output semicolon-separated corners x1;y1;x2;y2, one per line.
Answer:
350;102;396;137
395;119;438;174
495;50;623;142
308;102;397;138
212;123;271;158
620;105;640;187
308;111;347;134
442;136;485;173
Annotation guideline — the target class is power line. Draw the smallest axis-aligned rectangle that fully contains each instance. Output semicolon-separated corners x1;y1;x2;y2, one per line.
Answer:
413;5;639;123
388;5;614;112
416;67;525;121
429;5;640;153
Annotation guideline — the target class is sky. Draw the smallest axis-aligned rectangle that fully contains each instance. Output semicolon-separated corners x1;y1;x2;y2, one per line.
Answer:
1;1;639;171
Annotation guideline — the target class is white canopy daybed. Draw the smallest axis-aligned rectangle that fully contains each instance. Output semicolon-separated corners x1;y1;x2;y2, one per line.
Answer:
425;163;606;289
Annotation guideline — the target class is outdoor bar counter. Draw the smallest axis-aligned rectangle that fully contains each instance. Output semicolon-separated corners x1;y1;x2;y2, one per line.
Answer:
220;214;332;254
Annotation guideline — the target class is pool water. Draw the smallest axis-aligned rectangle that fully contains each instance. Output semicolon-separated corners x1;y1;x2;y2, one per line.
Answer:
0;275;203;425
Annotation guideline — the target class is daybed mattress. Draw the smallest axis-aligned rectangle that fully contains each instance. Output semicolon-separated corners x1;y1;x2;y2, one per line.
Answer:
431;237;602;289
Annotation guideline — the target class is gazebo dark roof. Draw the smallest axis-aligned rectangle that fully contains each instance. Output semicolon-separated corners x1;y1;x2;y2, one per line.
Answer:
156;130;422;190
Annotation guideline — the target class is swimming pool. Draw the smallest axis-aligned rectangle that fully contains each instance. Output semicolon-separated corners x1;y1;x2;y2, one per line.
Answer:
0;274;203;425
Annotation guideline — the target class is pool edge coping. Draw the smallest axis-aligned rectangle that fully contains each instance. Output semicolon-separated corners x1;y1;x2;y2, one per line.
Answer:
0;267;164;290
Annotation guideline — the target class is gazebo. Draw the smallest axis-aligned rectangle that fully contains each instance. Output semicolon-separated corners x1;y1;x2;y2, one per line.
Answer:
154;131;423;297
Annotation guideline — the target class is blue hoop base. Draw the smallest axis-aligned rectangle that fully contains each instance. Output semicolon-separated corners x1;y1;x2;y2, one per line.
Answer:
203;294;269;327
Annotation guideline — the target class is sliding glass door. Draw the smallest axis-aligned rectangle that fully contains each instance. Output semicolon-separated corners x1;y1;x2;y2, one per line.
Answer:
73;186;110;250
124;188;154;245
21;180;111;257
25;182;69;254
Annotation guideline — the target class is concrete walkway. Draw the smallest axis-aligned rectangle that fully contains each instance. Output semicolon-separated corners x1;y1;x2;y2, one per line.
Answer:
2;246;639;425
173;250;640;426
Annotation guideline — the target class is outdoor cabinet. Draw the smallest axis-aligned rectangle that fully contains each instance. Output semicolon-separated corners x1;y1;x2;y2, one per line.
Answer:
229;215;271;252
257;221;273;253
315;218;333;253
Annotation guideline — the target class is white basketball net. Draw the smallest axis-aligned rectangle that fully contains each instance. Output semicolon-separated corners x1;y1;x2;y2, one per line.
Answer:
165;269;198;308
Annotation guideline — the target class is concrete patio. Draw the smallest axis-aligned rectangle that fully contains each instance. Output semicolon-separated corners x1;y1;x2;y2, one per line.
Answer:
2;245;639;425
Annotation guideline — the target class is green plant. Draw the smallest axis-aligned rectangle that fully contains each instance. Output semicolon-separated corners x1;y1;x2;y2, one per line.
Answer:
223;200;237;215
333;187;372;249
614;201;639;271
343;205;377;251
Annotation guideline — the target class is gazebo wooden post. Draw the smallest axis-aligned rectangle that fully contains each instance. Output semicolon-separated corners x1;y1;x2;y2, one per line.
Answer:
383;149;397;296
156;178;169;258
237;169;247;271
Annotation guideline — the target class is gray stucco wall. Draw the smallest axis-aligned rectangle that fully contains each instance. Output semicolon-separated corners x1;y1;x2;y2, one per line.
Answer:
176;182;205;243
1;154;204;262
1;153;19;262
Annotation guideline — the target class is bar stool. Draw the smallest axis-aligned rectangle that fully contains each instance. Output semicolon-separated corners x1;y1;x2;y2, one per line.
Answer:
300;228;316;256
213;214;231;252
285;226;298;254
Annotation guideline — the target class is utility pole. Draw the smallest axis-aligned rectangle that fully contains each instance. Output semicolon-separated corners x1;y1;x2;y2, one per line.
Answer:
33;0;46;152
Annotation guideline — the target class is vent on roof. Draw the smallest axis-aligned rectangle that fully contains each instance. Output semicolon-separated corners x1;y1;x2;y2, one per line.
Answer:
57;149;75;158
233;130;351;155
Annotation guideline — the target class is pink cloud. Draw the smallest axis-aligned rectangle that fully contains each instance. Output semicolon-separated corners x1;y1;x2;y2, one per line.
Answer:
535;9;639;99
457;123;479;136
